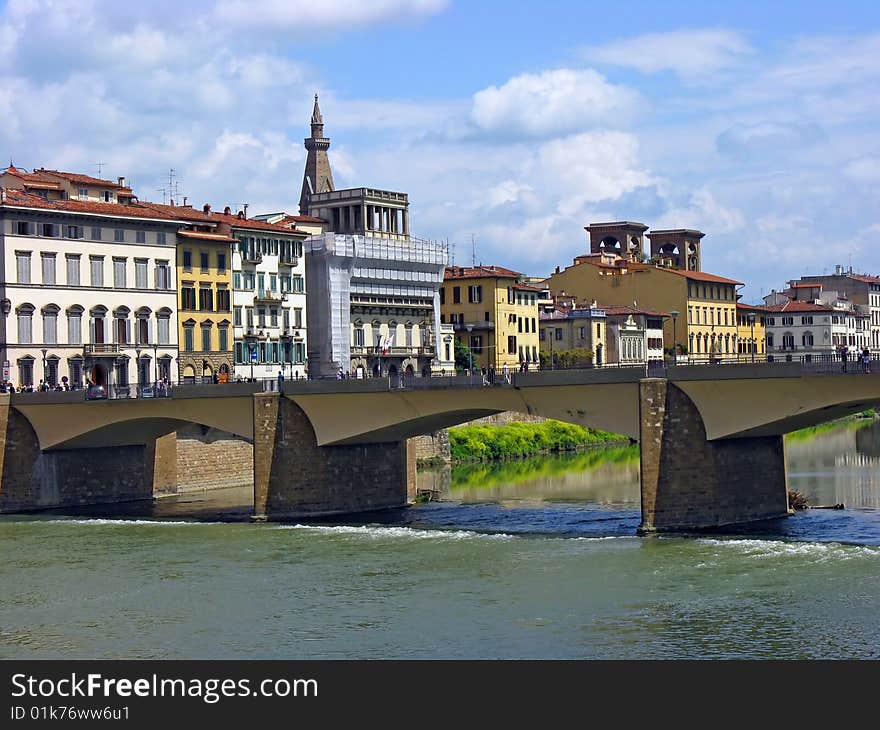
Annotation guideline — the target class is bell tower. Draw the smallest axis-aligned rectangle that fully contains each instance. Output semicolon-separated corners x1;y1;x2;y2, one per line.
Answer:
585;221;648;262
299;94;335;216
647;229;705;271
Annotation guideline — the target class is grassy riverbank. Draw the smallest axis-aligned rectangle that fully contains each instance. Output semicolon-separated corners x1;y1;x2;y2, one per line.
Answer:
785;411;877;442
448;420;630;461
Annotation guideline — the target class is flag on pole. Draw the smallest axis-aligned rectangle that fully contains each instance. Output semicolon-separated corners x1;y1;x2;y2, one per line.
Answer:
382;333;394;355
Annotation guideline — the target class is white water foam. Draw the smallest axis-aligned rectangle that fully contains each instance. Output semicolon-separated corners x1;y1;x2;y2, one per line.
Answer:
276;524;515;541
697;538;880;562
21;518;218;527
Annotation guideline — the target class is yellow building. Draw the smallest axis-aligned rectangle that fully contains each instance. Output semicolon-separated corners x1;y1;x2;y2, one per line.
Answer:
539;306;607;365
176;228;235;383
543;253;742;359
736;302;768;360
440;265;540;371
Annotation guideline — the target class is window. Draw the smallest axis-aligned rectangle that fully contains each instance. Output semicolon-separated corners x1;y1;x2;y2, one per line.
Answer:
579;327;586;340
555;329;563;341
532;317;536;333
199;287;213;311
40;223;58;237
257;273;265;296
41;253;56;285
270;309;279;327
270;273;277;291
469;335;483;354
217;287;230;311
78;187;88;200
157;313;170;345
782;333;795;349
19;359;33;386
16;251;31;284
114;229;125;243
65;253;79;286
508;335;517;353
16;221;33;235
67;307;82;344
90;256;104;287
135;259;148;288
802;316;813;325
539;329;545;341
91;226;102;241
201;327;211;352
234;306;242;327
453;286;461;304
200;252;209;272
113;258;127;288
134;230;145;244
42;307;58;344
136;316;150;345
292;276;304;293
596;323;601;338
155;261;171;289
782;316;794;327
767;333;774;348
233;272;241;289
258;307;266;328
17;305;33;344
803;332;814;347
65;225;83;239
102;191;113;203
181;286;196;310
182;250;193;270
114;312;130;344
219;327;229;351
217;252;226;273
468;285;482;303
157;232;167;245
184;326;194;352
439;287;445;305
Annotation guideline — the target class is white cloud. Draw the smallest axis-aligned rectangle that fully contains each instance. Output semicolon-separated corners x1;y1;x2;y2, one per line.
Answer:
653;189;744;235
587;28;752;77
471;68;639;137
214;0;448;30
715;122;825;157
844;157;880;183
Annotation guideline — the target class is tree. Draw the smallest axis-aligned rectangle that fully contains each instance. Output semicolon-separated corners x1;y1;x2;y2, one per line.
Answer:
454;338;473;371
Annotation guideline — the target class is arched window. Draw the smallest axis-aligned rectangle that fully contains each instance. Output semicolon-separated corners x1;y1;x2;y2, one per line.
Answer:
782;332;795;350
156;307;172;345
89;305;107;345
802;331;814;347
16;303;34;344
136;306;152;345
66;305;83;345
113;306;131;344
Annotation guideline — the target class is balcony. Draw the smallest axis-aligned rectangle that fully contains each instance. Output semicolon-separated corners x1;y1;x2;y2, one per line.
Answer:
279;326;304;339
452;321;495;332
279;253;299;267
84;344;121;355
242;249;263;265
254;290;285;303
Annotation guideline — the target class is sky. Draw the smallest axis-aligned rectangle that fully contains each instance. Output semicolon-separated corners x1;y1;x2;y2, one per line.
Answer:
1;0;879;302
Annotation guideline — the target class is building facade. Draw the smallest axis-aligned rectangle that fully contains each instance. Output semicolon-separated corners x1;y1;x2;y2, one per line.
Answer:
1;184;180;391
539;306;607;365
736;302;768;360
764;299;868;360
441;265;541;371
306;233;447;378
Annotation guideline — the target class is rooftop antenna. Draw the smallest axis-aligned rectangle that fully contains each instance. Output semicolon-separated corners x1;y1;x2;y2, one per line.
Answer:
94;162;107;178
471;234;476;267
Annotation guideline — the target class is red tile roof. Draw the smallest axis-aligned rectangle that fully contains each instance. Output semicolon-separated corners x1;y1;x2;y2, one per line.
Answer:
599;303;668;318
1;188;181;221
214;211;307;234
736;302;771;311
664;268;743;285
177;229;236;243
33;169;133;192
848;274;880;284
790;282;821;289
764;300;835;313
276;214;325;225
137;201;216;223
445;265;522;281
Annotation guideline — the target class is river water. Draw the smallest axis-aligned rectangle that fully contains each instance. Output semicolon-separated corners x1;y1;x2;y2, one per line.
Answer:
2;421;880;659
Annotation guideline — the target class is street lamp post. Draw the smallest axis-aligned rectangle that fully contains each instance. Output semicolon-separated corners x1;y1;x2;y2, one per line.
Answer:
152;342;158;386
465;323;474;383
747;312;756;364
41;348;47;388
669;310;679;366
136;348;142;394
549;328;554;370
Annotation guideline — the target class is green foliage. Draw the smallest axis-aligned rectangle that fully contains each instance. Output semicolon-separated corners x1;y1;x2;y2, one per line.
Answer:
450;446;640;490
538;347;594;369
449;419;629;461
785;413;876;442
454;338;472;371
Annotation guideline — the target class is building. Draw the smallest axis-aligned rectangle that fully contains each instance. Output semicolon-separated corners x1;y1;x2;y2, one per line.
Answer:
735;302;768;360
789;266;880;352
602;305;666;365
306;233;447;378
542;222;741;360
296;95;448;378
441;265;541;370
539;305;607;365
763;298;868;360
0;166;136;204
1;181;180;391
226;212;309;381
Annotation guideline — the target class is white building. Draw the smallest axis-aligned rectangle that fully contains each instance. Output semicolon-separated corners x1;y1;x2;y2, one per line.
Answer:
227;213;309;381
1;185;180;391
305;233;448;378
764;299;868;361
602;305;666;365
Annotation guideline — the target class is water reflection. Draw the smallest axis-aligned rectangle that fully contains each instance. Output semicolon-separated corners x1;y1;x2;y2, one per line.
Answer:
786;417;880;509
417;446;640;506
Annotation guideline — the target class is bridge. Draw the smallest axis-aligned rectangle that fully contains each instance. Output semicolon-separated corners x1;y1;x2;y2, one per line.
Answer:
2;362;879;532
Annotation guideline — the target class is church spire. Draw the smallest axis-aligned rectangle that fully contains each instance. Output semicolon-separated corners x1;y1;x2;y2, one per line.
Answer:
300;94;334;216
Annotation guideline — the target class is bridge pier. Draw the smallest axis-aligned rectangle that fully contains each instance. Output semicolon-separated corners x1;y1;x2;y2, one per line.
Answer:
638;379;790;533
0;394;177;512
252;394;416;521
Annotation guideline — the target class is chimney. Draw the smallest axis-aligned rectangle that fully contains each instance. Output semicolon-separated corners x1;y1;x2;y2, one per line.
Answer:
183;196;188;206
170;199;175;207
203;203;211;214
224;206;231;215
243;203;249;218
118;176;126;187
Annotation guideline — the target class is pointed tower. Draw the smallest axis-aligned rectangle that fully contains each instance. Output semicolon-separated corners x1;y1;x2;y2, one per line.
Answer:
299;94;335;215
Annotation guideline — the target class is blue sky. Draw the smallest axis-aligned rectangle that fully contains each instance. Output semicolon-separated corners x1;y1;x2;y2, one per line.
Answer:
2;0;879;301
